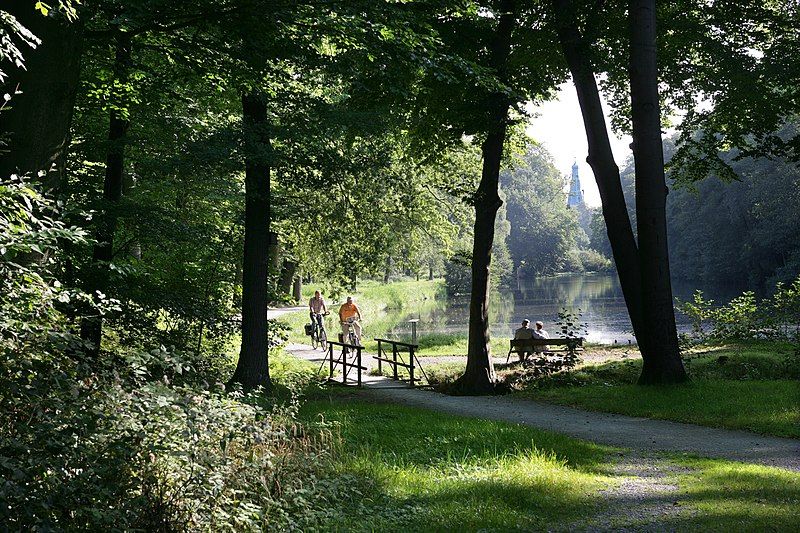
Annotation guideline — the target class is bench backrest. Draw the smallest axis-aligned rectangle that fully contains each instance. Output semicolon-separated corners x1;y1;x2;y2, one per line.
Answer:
509;337;582;348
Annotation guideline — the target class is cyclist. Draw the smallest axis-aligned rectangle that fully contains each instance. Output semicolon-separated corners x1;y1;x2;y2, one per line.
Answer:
309;290;328;330
338;296;362;344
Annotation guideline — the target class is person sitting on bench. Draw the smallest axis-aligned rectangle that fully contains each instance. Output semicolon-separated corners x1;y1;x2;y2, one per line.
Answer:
532;320;550;352
514;319;535;361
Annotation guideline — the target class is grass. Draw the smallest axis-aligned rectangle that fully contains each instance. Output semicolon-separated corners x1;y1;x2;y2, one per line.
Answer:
298;392;800;531
669;456;800;531
514;341;800;438
300;394;617;530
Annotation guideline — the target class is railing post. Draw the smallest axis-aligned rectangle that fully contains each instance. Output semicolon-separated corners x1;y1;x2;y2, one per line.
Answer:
392;345;398;380
377;339;382;375
357;346;362;386
409;345;415;386
328;343;334;380
342;345;349;385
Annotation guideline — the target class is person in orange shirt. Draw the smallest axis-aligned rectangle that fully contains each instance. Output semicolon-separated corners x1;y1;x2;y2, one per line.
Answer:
338;296;363;344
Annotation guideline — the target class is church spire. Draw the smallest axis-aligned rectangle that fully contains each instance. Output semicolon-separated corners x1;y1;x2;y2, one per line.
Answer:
567;160;584;208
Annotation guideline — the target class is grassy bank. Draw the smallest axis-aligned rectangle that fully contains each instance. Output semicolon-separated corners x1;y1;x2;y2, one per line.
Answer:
297;393;800;531
514;341;800;438
300;395;616;530
280;278;517;356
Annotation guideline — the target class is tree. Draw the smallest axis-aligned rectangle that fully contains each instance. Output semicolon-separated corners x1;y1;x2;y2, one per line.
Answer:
228;92;271;390
502;145;584;276
627;0;686;382
0;2;82;188
550;0;648;352
80;30;132;356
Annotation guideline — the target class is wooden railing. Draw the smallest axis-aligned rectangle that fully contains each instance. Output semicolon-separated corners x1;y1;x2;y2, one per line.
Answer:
326;340;367;386
374;338;428;386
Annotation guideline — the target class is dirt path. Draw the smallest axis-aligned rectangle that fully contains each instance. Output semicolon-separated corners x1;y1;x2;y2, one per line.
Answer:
267;306;306;320
287;343;800;472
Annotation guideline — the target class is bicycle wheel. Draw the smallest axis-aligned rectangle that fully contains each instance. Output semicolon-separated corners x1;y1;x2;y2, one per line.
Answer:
311;325;319;349
319;328;327;351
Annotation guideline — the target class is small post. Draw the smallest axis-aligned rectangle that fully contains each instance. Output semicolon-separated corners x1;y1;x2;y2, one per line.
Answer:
357;346;362;386
377;339;382;375
392;344;398;380
328;343;333;380
409;345;415;386
409;319;419;346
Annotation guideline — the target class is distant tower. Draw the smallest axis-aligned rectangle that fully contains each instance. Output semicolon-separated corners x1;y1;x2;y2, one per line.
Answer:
567;160;584;208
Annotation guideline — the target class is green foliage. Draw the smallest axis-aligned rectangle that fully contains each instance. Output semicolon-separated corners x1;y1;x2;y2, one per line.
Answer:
677;277;800;342
502;145;586;277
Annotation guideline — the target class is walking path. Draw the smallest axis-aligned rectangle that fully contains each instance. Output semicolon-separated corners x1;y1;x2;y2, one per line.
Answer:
267;306;306;320
287;342;800;471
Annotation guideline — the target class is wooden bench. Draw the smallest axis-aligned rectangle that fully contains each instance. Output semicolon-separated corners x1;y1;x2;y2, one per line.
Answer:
506;337;583;363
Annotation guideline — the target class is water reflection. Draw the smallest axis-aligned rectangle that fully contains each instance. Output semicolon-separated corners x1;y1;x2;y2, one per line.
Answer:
376;274;746;345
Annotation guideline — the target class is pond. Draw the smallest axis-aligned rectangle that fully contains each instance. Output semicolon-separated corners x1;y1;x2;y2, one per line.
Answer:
377;274;746;345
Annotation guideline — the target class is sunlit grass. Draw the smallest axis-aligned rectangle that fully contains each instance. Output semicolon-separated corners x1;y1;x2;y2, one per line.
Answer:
298;394;800;531
670;456;800;531
300;396;616;530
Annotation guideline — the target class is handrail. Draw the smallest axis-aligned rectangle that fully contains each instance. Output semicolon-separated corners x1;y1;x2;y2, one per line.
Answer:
373;337;418;349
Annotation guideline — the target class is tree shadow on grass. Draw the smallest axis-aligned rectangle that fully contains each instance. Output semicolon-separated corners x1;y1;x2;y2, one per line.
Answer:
301;396;626;530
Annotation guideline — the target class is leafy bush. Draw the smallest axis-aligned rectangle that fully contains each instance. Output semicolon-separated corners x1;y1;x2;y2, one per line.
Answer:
0;177;357;530
677;277;800;342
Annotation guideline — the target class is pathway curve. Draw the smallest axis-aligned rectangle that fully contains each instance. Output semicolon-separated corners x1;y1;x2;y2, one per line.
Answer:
267;306;306;320
286;343;800;471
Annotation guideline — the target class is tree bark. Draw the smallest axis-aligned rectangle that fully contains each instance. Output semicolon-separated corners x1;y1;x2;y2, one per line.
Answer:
229;91;272;391
79;31;131;356
0;2;82;188
628;0;686;383
292;267;302;302
451;0;515;395
551;0;646;345
279;259;297;296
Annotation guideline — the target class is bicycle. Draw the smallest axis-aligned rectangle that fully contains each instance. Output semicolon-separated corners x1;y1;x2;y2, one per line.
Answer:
341;316;362;352
310;312;329;350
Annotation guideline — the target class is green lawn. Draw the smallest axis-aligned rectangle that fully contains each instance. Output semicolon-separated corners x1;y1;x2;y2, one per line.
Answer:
670;456;800;531
297;393;800;531
515;341;800;438
300;395;617;530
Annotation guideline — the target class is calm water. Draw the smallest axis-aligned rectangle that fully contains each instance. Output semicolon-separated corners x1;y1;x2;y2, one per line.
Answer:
381;274;745;345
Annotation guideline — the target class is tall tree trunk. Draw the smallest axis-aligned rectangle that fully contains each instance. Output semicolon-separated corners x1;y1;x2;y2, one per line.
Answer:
551;0;646;345
628;0;686;383
79;31;131;356
229;92;271;391
0;3;83;186
279;259;297;296
451;0;515;395
292;267;302;302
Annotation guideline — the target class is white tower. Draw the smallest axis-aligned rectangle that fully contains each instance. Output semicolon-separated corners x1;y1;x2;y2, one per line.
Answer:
567;161;584;208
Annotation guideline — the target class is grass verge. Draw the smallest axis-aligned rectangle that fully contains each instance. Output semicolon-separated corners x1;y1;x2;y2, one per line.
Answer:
297;392;800;531
668;456;800;531
514;341;800;438
300;394;616;530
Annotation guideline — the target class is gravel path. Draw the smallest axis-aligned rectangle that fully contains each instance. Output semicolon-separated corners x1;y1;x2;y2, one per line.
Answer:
287;343;800;471
267;306;306;320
